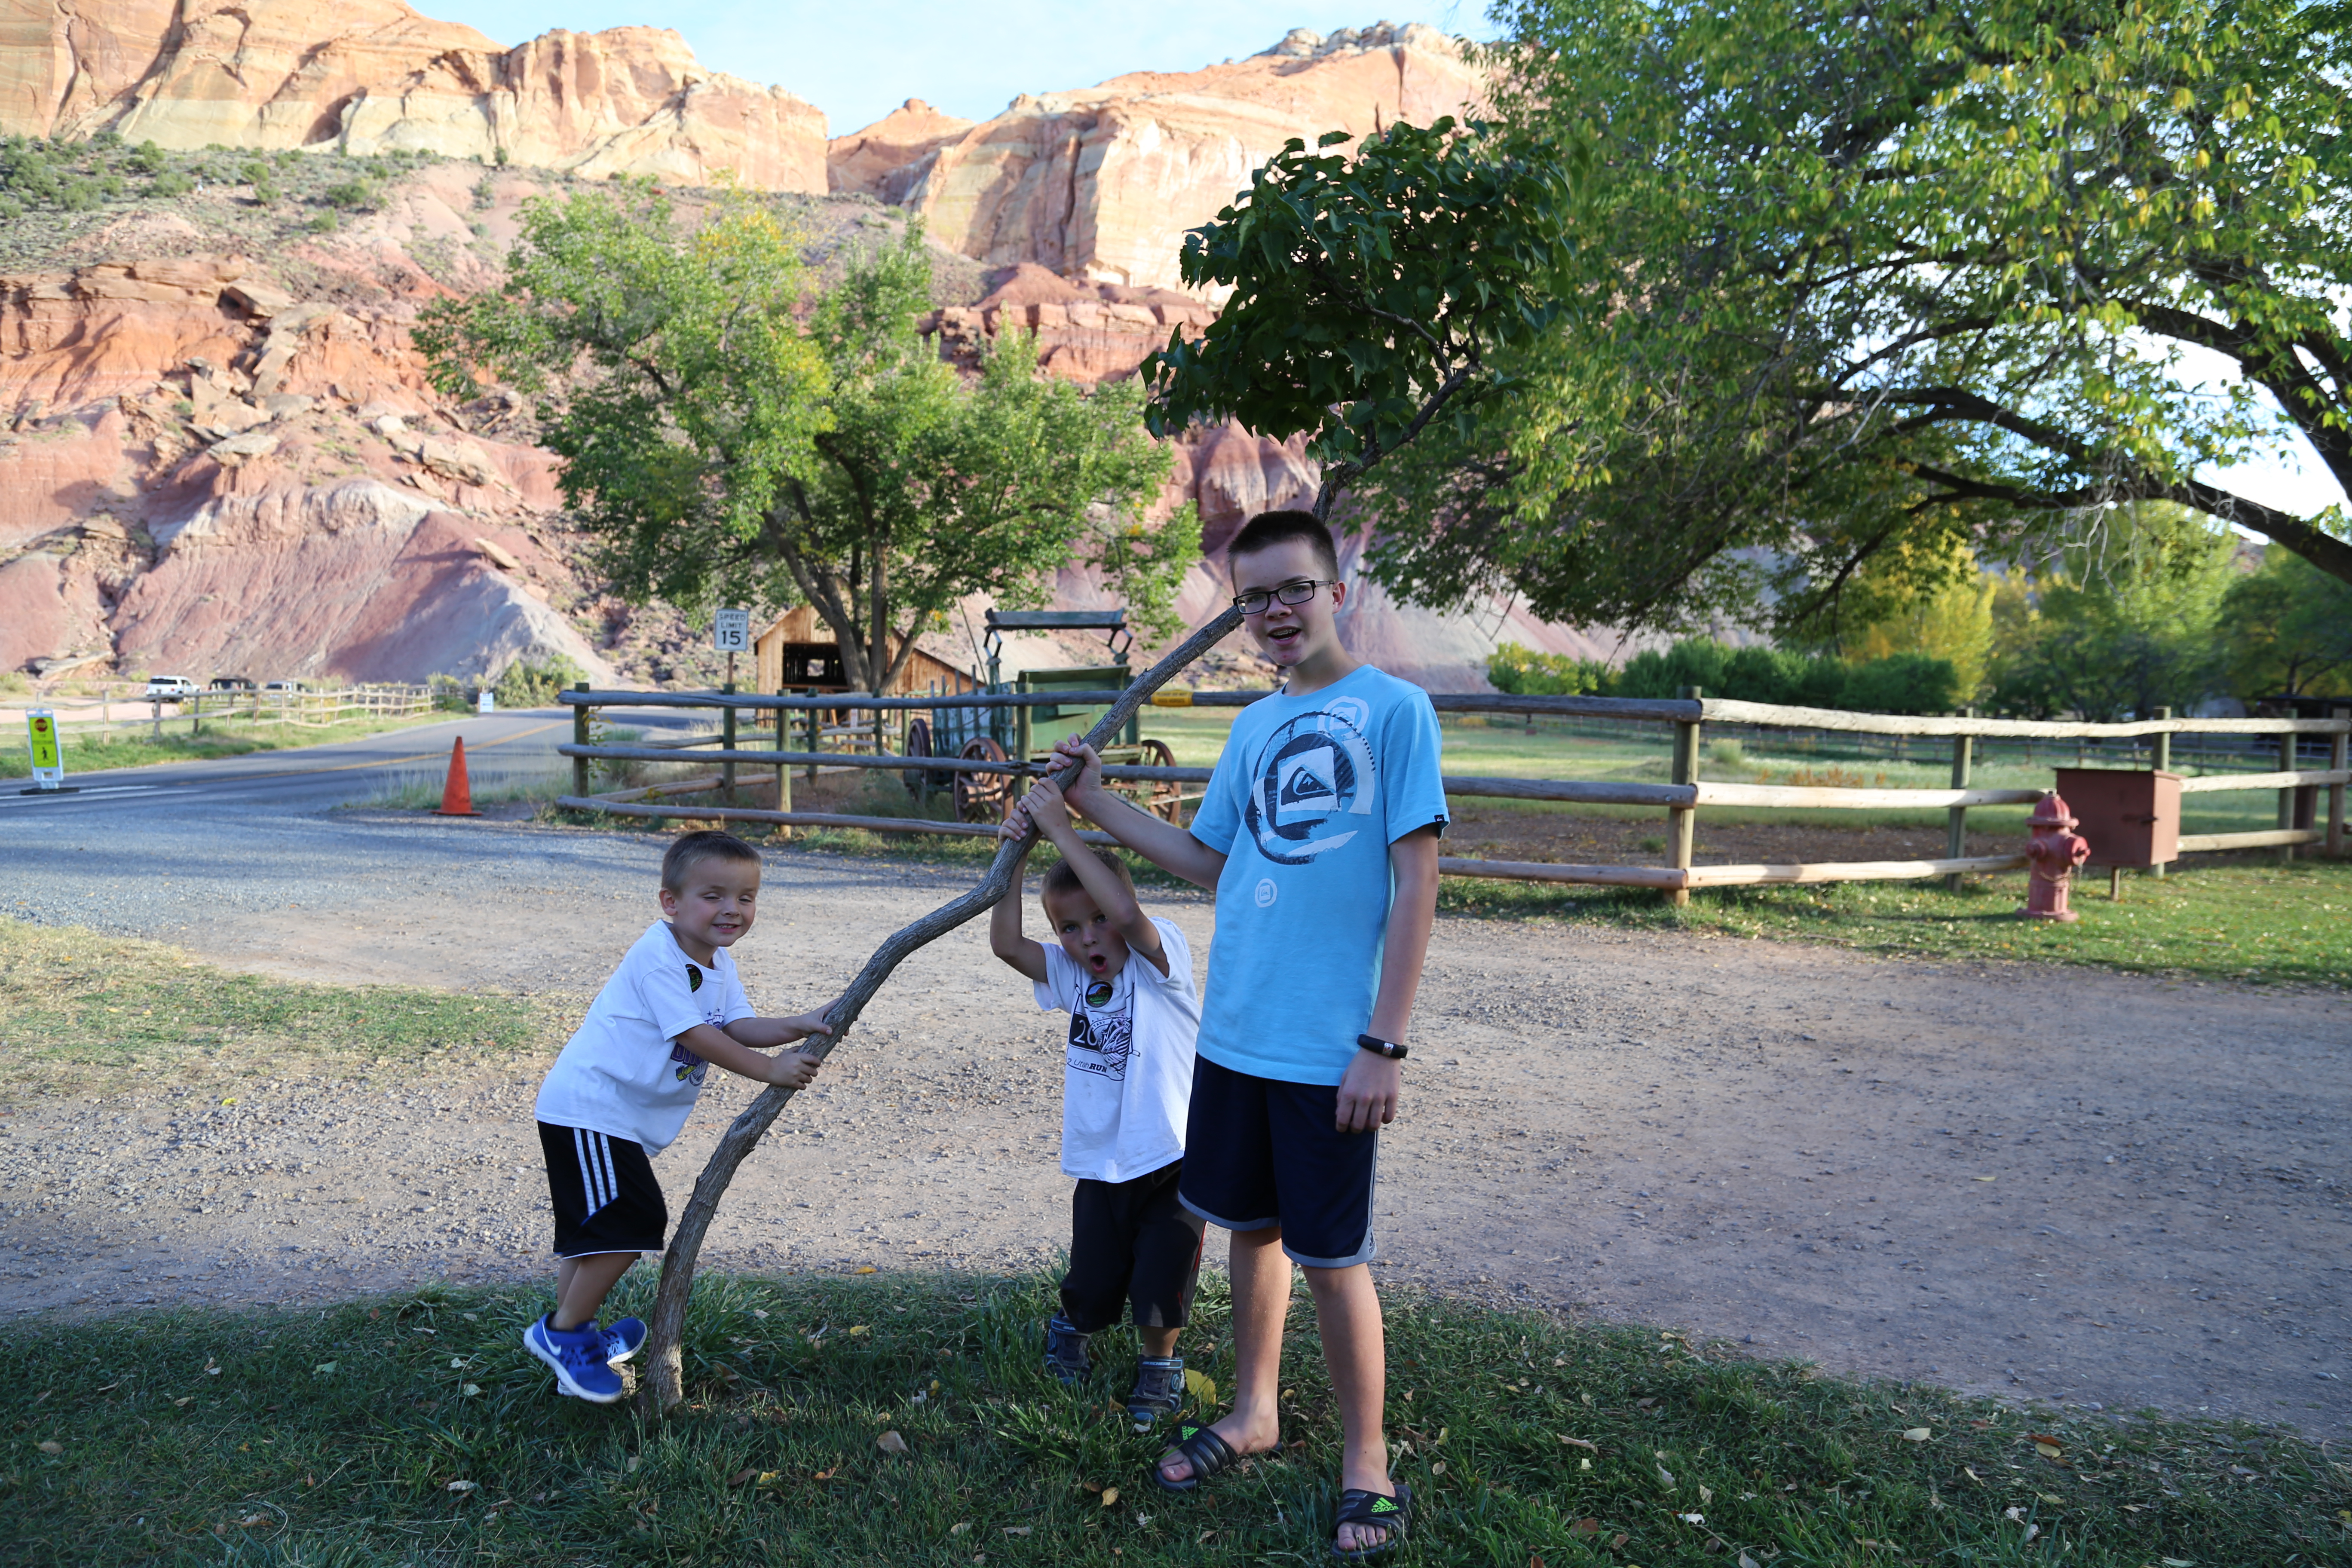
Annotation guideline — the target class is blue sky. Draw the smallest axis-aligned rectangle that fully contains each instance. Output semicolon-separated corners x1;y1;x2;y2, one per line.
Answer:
443;2;1499;136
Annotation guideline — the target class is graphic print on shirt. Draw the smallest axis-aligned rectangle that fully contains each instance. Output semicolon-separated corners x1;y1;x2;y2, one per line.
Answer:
669;962;710;1084
1244;695;1378;866
1066;980;1134;1082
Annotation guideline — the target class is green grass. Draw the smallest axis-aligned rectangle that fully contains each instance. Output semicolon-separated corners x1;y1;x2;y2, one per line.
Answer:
0;710;458;781
0;920;548;1096
6;1271;2340;1565
1438;858;2352;989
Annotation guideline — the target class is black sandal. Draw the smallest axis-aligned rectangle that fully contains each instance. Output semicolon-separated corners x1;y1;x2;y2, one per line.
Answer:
1151;1423;1245;1493
1330;1483;1411;1560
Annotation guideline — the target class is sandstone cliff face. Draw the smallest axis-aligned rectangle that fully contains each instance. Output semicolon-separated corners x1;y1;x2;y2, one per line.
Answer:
838;23;1483;292
3;0;827;191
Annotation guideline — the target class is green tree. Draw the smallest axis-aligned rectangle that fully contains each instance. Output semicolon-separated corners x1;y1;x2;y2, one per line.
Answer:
1420;0;2352;640
420;189;1189;692
1984;505;2237;719
2218;545;2352;699
1143;119;1570;520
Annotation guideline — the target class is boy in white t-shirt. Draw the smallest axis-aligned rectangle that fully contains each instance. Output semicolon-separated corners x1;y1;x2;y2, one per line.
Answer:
525;830;838;1405
989;776;1204;1428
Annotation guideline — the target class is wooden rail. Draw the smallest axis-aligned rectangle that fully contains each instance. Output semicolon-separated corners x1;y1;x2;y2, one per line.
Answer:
558;681;2349;894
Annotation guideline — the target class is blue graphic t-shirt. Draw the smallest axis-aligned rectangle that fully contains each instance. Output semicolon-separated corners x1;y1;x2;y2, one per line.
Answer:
1186;665;1447;1085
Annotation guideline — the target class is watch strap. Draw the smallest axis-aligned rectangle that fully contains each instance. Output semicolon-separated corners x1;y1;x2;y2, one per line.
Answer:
1356;1033;1408;1060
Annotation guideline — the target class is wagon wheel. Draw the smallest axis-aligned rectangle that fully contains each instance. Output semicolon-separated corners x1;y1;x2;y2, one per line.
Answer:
953;737;1014;823
1135;736;1184;823
901;717;934;795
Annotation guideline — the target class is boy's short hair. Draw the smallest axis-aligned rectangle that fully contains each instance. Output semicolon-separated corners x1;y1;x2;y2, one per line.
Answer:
1041;848;1135;910
662;829;762;891
1227;508;1339;580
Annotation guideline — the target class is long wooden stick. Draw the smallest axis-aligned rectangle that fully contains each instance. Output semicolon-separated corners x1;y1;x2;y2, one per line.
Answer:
637;606;1245;1412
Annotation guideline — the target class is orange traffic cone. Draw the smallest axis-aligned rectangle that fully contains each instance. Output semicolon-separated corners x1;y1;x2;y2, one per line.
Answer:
434;737;482;817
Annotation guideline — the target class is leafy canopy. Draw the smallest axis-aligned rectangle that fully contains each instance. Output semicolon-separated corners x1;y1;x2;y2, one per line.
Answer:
1142;119;1570;518
420;187;1189;692
1396;0;2352;640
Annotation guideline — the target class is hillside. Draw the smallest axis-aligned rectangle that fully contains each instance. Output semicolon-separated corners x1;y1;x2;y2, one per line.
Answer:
0;15;1617;692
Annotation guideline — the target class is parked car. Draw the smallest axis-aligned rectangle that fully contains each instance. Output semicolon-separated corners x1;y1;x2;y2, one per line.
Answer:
210;676;255;692
262;680;309;692
141;675;199;698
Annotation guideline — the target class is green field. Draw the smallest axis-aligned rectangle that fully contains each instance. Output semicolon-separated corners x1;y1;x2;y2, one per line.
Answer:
6;1270;2340;1567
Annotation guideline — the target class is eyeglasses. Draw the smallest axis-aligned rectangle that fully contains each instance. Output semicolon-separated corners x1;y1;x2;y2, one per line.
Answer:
1231;578;1335;616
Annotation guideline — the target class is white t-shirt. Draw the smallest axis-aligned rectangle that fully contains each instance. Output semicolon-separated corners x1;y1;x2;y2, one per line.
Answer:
1032;915;1200;1184
535;921;757;1153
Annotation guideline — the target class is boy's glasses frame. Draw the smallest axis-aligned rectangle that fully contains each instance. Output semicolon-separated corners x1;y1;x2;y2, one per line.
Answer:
1231;578;1336;616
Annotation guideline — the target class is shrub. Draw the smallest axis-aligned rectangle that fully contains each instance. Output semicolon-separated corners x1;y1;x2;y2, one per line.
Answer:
1485;642;1611;696
493;655;588;710
322;179;378;211
150;170;192;198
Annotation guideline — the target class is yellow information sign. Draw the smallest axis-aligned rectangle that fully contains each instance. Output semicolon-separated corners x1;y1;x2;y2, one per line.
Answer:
24;708;65;790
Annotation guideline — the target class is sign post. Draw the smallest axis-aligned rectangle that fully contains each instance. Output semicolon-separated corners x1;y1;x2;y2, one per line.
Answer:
21;709;77;795
713;609;750;803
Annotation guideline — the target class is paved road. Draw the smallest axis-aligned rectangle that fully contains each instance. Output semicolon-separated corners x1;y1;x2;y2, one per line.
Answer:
0;706;719;822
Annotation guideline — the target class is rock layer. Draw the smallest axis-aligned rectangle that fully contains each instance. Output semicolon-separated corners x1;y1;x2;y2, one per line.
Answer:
3;0;827;190
839;22;1483;292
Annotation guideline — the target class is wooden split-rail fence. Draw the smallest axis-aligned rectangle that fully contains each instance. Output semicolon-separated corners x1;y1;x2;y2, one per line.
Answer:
555;685;2350;900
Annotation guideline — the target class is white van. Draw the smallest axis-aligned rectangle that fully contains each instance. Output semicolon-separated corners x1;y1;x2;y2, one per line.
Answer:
142;675;199;698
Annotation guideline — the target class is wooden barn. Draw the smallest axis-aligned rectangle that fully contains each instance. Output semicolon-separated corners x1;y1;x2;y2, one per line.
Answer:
752;606;977;697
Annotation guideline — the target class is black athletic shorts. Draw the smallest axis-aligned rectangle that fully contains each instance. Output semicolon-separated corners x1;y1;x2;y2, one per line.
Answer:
1060;1159;1206;1334
540;1121;668;1259
1176;1055;1379;1268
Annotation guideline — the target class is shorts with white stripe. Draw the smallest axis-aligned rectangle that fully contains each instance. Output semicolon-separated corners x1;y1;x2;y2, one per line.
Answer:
539;1121;669;1258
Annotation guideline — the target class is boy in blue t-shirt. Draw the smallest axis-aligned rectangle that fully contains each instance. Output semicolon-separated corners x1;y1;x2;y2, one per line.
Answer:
1046;509;1445;1560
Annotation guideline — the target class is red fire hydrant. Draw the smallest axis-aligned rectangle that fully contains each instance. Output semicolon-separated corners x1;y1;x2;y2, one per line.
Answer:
2021;790;2092;923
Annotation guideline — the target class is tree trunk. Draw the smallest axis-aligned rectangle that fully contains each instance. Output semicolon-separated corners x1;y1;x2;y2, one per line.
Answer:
637;605;1247;1413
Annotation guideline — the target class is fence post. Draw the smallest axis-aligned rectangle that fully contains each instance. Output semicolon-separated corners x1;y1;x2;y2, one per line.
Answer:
1945;707;1973;891
2149;707;2171;878
571;682;591;799
2278;730;2297;864
805;704;819;784
722;683;738;802
2330;709;2347;860
1668;686;1701;907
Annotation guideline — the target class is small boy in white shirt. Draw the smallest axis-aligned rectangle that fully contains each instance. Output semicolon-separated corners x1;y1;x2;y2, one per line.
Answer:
525;829;837;1404
991;775;1204;1427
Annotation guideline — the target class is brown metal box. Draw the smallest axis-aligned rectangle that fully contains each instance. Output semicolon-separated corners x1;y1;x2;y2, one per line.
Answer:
2054;767;2183;867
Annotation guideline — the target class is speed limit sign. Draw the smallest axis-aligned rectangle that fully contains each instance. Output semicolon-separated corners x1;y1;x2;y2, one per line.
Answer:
712;608;751;652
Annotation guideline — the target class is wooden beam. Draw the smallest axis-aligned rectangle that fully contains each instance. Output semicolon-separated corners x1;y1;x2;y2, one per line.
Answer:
1435;858;1686;889
1696;700;2350;738
1694;781;2045;809
2175;769;2351;793
1680;854;2030;888
2174;829;2325;852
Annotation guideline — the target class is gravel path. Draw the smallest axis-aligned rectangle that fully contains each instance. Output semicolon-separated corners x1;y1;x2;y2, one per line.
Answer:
3;812;2346;1439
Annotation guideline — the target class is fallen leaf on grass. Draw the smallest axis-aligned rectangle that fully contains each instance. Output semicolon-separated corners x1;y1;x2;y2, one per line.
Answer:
949;1522;971;1536
1657;1463;1676;1487
876;1431;909;1455
1003;1526;1032;1537
1741;1555;1762;1568
729;1468;757;1488
812;1468;837;1482
1569;1519;1601;1537
1557;1435;1599;1451
172;1397;192;1408
37;1441;62;1455
237;1513;268;1528
1183;1369;1218;1404
1901;1427;1932;1442
312;1363;337;1375
447;1480;478;1494
848;1325;870;1336
752;1309;769;1319
2029;1434;2064;1459
2037;1491;2064;1505
851;1266;877;1275
1101;1487;1120;1507
1699;1485;1713;1505
462;1384;481;1397
1610;1533;1629;1550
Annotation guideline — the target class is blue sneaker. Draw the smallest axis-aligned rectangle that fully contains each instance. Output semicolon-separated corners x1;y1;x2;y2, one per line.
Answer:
601;1316;646;1366
524;1314;625;1403
1044;1314;1092;1384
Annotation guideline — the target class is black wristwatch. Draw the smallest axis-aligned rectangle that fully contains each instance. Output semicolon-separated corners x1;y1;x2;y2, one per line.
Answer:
1357;1034;1408;1061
